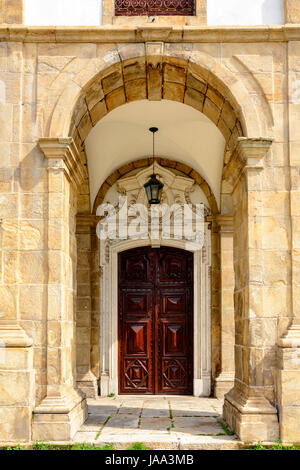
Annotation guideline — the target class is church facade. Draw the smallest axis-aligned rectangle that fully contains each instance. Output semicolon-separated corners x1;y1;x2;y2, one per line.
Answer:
0;0;300;444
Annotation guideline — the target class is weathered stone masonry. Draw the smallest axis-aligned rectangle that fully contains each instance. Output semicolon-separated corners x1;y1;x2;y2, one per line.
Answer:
0;0;300;444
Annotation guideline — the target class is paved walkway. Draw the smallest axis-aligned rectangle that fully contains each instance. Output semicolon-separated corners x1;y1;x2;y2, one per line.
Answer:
74;396;242;450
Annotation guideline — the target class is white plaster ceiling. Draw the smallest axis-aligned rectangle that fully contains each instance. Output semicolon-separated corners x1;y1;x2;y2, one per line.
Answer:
85;100;225;210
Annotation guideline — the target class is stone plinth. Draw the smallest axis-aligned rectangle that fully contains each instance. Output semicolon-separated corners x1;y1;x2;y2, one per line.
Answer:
0;324;34;442
32;389;88;441
224;388;279;442
277;322;300;441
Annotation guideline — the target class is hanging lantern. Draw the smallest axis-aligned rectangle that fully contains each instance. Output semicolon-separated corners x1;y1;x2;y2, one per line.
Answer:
144;127;164;204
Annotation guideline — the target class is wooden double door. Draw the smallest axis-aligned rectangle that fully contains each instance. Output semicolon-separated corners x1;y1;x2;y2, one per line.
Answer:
118;246;193;395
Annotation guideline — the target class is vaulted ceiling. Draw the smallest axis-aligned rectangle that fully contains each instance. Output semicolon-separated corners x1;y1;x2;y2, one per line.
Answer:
85;100;225;210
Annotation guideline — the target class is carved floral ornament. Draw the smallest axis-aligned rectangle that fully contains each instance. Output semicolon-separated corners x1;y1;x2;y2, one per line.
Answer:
101;162;210;215
96;162;211;250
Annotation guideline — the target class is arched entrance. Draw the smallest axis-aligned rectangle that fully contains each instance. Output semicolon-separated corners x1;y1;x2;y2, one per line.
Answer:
97;161;213;398
118;246;193;395
34;45;279;442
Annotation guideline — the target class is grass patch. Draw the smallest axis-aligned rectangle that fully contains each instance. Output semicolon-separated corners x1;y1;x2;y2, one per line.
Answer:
218;421;235;436
247;440;300;451
168;401;173;420
2;442;116;451
95;415;111;439
126;442;149;450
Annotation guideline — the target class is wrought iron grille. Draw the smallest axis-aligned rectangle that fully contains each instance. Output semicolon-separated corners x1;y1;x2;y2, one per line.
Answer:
115;1;195;16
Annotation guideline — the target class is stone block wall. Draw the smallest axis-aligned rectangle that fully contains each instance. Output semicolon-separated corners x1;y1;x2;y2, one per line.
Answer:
0;25;298;443
285;0;300;23
0;0;23;24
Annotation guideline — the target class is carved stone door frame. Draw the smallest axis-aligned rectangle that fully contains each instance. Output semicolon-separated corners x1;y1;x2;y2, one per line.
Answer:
99;227;212;397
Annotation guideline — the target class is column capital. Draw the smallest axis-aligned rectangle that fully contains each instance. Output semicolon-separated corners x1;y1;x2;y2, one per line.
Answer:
215;214;234;232
236;137;273;169
76;213;99;231
38;137;88;191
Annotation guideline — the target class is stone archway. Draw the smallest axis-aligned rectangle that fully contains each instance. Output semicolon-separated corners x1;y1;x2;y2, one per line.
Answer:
45;46;264;225
76;156;217;398
35;46;279;442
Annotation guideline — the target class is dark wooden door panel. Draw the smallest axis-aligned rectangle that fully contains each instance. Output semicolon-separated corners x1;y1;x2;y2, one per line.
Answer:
124;321;150;355
158;250;193;284
160;289;189;315
123;358;151;392
162;321;187;356
161;358;189;392
119;246;193;395
122;290;152;317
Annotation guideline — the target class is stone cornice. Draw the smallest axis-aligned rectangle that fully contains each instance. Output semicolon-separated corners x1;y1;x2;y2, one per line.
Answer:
2;24;300;43
76;213;100;231
215;214;234;232
38;137;87;191
0;324;33;348
236;137;274;168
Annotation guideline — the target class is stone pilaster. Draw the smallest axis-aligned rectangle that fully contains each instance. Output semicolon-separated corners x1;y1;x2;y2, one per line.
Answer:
214;214;235;399
276;39;300;441
0;0;23;24
32;138;88;441
76;214;98;398
223;138;280;442
285;0;300;23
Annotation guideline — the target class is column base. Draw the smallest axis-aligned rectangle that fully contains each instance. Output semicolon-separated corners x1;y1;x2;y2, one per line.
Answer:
277;345;300;441
0;324;34;443
77;368;98;398
214;372;235;399
33;388;88;441
223;387;279;442
193;377;211;397
100;373;118;396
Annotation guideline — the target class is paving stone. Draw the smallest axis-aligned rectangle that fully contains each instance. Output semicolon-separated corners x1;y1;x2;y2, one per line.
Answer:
178;435;241;450
141;409;170;418
100;414;139;435
75;397;239;449
170;401;220;417
118;406;142;415
139;417;171;431
172;409;219;417
87;403;119;416
73;431;98;443
118;401;143;414
173;417;224;436
97;433;181;450
141;399;170;417
80;415;109;431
